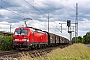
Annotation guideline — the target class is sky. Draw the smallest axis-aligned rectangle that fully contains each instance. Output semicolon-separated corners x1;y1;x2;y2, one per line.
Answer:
0;0;90;39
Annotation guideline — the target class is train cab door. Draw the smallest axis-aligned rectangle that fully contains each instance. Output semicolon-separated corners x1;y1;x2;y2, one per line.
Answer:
32;32;34;43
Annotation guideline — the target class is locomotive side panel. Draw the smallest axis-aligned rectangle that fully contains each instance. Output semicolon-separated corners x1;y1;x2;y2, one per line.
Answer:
41;33;48;43
32;32;40;42
40;32;48;43
31;31;48;44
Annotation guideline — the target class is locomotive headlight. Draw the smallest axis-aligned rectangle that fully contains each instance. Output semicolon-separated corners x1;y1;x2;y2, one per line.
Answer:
27;38;29;42
14;39;19;41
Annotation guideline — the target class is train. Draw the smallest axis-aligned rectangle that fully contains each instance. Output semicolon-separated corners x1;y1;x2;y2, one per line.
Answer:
13;26;69;50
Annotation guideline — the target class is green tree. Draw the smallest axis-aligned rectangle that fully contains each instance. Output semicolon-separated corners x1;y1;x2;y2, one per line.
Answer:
83;32;90;44
71;36;83;43
71;31;90;44
0;34;13;51
77;36;83;43
71;37;76;43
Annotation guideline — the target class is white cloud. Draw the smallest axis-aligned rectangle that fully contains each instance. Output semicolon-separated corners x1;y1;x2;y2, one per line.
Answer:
0;9;11;16
78;18;90;36
0;0;90;39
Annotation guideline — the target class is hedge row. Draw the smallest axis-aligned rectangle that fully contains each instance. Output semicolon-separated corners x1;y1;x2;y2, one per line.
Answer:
0;35;13;51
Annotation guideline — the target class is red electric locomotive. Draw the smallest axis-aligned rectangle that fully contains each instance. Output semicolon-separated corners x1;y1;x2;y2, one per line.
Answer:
13;21;69;50
13;27;48;50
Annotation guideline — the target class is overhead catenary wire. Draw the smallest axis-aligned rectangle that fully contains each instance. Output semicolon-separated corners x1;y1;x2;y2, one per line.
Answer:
0;0;25;18
23;0;62;33
1;0;33;19
0;2;47;31
0;0;46;32
33;0;48;13
23;0;45;15
0;6;25;18
1;0;48;28
32;0;63;32
1;0;64;34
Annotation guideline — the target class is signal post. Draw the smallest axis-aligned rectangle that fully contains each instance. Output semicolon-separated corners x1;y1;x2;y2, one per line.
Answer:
67;20;74;44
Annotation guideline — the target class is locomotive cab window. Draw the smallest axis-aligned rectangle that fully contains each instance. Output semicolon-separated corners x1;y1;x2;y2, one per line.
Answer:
15;29;28;35
15;30;20;35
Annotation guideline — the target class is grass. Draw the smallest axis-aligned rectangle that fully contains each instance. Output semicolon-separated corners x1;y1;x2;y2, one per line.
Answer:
18;43;90;60
48;43;90;60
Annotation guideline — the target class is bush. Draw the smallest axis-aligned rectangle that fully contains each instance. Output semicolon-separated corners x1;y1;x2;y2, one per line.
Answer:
0;35;13;51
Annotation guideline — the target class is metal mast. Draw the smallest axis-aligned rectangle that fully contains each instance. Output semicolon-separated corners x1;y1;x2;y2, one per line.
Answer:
10;25;12;33
48;13;49;33
75;3;78;43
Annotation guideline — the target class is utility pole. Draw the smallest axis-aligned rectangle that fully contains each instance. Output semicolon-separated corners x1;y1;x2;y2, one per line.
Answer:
67;20;74;44
48;13;49;33
75;3;78;43
10;25;11;33
68;27;74;44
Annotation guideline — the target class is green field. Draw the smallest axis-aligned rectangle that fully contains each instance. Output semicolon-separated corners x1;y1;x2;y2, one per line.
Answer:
18;43;90;60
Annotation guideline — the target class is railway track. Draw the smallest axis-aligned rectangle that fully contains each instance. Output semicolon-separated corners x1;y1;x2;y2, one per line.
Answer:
18;44;69;58
0;50;18;56
0;50;18;60
0;44;69;60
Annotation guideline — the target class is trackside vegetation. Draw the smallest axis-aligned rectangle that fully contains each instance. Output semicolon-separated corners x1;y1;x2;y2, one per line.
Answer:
0;34;13;51
18;43;90;60
71;31;90;44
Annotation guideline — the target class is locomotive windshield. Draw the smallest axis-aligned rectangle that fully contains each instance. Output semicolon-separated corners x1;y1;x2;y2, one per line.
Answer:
15;29;28;35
